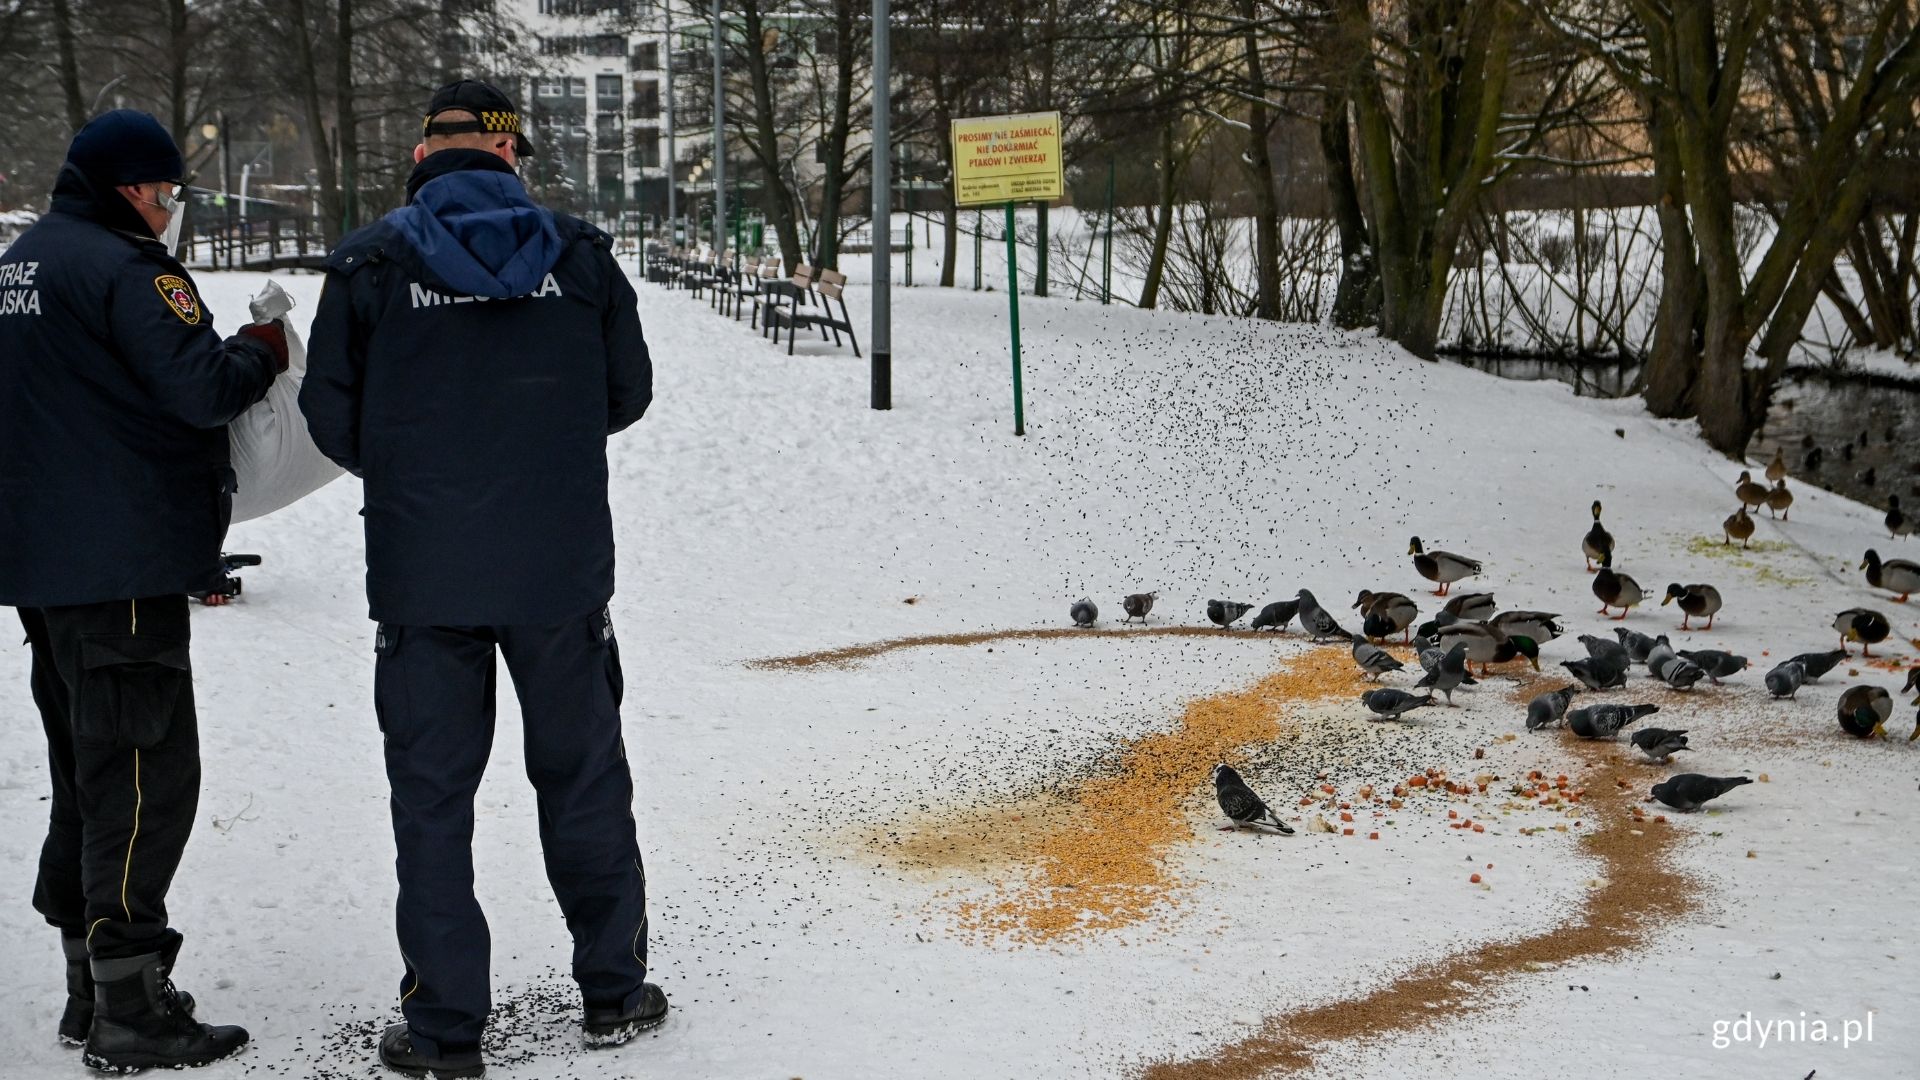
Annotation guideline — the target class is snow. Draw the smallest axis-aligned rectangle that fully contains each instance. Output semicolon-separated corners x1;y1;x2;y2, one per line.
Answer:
1;267;1916;1078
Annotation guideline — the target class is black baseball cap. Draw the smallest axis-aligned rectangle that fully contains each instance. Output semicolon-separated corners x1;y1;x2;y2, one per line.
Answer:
423;79;535;158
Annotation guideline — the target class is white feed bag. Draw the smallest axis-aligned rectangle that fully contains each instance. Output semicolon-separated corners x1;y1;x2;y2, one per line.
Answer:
228;280;344;522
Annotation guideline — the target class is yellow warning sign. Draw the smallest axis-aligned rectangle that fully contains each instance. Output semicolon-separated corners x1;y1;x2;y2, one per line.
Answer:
950;111;1064;207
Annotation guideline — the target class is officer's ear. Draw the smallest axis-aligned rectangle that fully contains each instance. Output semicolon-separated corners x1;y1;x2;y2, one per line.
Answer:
413;142;428;165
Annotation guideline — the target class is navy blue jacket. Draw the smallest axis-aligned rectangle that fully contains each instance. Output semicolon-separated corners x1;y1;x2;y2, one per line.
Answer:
300;150;652;626
0;166;279;607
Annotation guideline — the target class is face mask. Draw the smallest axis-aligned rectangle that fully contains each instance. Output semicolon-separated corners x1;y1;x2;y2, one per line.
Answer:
145;184;184;255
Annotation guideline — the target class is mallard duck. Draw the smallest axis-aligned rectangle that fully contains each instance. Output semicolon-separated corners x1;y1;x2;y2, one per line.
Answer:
1593;555;1644;620
1409;537;1481;596
1661;583;1723;630
1890;495;1913;539
1837;685;1893;739
1583;500;1613;572
1765;479;1793;520
1723;506;1755;548
1424;622;1536;676
1441;592;1497;622
1861;549;1920;602
1353;590;1418;643
1906;665;1919;699
1765;447;1787;484
1835;607;1892;656
1734;470;1769;511
1490;610;1563;643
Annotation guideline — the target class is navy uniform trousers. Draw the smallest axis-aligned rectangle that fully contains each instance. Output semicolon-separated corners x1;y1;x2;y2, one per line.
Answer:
372;608;649;1055
19;595;198;961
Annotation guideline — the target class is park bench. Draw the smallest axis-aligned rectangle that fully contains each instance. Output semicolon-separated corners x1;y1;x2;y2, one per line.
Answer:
774;268;860;357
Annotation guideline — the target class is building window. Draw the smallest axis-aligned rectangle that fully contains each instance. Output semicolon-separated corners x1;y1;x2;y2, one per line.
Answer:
537;79;566;99
632;42;659;70
595;113;622;142
596;74;622;110
629;134;660;169
630;79;659;119
569;77;587;98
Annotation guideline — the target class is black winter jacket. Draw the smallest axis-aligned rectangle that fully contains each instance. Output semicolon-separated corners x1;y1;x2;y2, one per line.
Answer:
299;150;653;626
0;166;279;606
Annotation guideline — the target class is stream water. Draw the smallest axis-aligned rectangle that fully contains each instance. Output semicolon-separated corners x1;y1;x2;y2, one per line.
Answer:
1439;354;1920;511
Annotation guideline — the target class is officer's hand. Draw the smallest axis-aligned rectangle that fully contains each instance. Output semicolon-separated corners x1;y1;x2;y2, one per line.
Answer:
237;320;290;374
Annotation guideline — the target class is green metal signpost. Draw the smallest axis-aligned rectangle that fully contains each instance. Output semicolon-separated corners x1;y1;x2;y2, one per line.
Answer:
1005;201;1024;436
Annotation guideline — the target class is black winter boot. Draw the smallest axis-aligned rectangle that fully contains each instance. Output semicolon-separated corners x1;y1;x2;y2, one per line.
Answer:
581;983;668;1048
59;934;92;1047
83;947;246;1073
378;1023;484;1079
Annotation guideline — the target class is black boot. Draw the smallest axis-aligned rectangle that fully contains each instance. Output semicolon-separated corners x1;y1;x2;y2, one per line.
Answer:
59;934;92;1047
83;947;246;1073
378;1023;484;1079
582;983;668;1048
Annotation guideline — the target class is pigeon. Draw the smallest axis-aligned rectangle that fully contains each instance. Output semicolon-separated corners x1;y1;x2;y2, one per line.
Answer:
1250;600;1299;632
1650;650;1706;691
1787;649;1846;683
1070;598;1098;627
1441;592;1497;622
1121;591;1157;624
1418;645;1479;685
1643;635;1679;675
1578;633;1632;669
1567;702;1659;739
1764;660;1807;699
1631;727;1691;763
1525;685;1580;731
1560;654;1627;691
1211;764;1293;834
1295;589;1352;642
1650;773;1752;812
1351;635;1405;680
1612;626;1660;665
1678;649;1747;684
1414;642;1471;706
1361;688;1434;720
1207;600;1254;629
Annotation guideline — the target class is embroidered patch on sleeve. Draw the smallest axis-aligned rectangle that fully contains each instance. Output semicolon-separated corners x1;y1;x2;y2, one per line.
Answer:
153;274;201;325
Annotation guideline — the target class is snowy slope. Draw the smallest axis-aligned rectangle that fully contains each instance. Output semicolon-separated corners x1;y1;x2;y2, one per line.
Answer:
0;267;1914;1079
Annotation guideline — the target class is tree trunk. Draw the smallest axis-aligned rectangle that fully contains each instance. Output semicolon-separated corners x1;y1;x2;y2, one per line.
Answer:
334;0;358;233
811;0;859;271
940;198;957;288
1138;122;1176;309
49;0;86;132
1236;0;1280;319
165;0;189;142
1319;94;1376;329
738;0;804;270
287;0;342;243
1641;101;1701;416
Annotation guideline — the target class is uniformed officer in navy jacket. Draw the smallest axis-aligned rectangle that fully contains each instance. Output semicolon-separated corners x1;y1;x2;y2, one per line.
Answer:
0;110;288;1071
300;80;661;1079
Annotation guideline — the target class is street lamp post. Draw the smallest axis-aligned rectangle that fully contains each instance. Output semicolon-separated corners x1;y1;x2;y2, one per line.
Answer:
870;0;891;410
711;0;725;259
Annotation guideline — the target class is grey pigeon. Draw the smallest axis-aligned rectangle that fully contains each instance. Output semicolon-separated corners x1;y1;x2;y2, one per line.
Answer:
1070;598;1098;627
1351;636;1405;680
1414;642;1471;706
1121;591;1157;624
1787;649;1846;682
1207;600;1254;629
1578;633;1632;669
1612;626;1660;665
1650;651;1706;691
1211;764;1293;834
1631;727;1690;763
1643;635;1679;676
1650;773;1752;812
1678;650;1747;684
1418;645;1478;685
1360;688;1434;720
1525;685;1580;731
1294;589;1353;642
1764;660;1807;699
1567;702;1659;739
1250;600;1298;632
1560;654;1627;691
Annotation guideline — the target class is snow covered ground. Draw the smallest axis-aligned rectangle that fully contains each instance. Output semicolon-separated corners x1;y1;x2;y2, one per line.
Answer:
1;265;1915;1079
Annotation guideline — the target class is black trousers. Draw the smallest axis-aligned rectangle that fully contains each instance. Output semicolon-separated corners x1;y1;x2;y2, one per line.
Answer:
18;595;199;961
373;609;649;1055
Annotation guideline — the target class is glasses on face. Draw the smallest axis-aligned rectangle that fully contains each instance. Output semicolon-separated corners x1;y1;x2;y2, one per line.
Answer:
151;184;184;212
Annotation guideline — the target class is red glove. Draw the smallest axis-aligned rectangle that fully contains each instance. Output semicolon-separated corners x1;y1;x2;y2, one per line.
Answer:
238;320;290;373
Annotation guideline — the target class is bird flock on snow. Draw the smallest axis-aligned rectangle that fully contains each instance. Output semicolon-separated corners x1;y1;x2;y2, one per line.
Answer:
1067;464;1919;833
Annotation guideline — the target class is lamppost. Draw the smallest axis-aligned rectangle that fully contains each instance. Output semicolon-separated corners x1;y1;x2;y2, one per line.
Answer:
711;0;725;259
870;0;891;410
